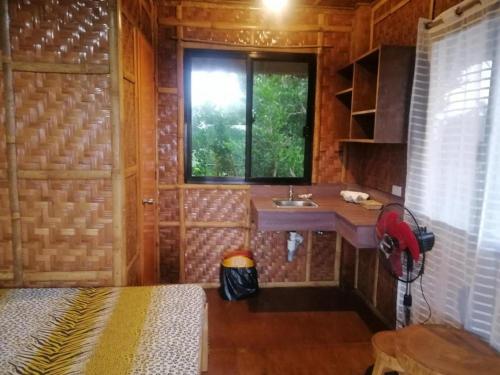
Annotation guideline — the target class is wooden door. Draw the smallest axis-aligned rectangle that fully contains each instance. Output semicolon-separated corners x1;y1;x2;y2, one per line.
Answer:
137;33;157;285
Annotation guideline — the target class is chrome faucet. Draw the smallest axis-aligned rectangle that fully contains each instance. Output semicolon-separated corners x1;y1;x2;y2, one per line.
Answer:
288;185;294;201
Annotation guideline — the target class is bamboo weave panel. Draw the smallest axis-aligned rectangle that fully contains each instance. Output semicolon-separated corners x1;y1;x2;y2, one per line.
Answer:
159;189;179;222
372;0;430;46
19;180;113;273
317;32;350;183
0;180;13;273
157;2;176;19
158;93;178;141
158;136;178;185
184;27;253;45
159;227;180;283
123;79;137;169
9;0;109;64
310;231;336;281
184;189;247;223
324;10;355;27
125;175;138;265
182;6;261;23
434;0;462;16
157;27;177;89
251;229;308;282
185;227;245;283
121;15;136;81
253;30;317;47
14;72;112;171
158;92;178;185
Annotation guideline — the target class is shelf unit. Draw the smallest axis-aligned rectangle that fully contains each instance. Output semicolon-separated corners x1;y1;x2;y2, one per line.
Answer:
334;45;415;143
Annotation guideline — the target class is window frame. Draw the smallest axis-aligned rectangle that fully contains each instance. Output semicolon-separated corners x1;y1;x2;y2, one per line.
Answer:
184;49;316;185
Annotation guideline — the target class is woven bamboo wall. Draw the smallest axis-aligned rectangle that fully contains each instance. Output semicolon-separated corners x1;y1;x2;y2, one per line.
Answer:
156;0;353;285
0;0;120;287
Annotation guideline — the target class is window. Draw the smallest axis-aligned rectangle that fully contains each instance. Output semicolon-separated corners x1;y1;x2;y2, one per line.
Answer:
184;49;316;184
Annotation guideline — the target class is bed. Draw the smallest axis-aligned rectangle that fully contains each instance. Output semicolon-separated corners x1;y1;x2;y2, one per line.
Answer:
0;284;208;374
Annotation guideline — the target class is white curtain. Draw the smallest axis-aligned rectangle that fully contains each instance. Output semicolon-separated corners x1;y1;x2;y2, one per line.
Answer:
401;0;500;350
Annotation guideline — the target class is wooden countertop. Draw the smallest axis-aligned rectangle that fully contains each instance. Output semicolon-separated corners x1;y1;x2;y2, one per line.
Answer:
251;196;381;248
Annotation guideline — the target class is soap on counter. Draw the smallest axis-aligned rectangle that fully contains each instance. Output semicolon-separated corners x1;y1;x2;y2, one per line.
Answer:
359;200;383;210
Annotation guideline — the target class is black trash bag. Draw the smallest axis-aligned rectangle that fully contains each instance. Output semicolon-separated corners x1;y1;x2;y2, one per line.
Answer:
219;265;259;301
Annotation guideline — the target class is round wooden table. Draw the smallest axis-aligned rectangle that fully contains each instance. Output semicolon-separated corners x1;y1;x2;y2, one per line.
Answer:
394;324;500;375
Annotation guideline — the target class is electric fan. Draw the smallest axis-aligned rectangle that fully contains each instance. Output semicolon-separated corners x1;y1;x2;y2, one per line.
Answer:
375;203;435;326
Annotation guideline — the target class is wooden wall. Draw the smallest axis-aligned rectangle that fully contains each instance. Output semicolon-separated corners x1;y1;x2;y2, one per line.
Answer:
156;0;353;285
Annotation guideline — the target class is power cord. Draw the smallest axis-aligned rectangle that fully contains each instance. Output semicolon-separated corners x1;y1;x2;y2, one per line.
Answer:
419;273;432;324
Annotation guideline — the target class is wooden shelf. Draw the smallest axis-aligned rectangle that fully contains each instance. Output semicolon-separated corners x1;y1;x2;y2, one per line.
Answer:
334;45;415;144
335;88;353;108
337;63;353;79
335;88;353;96
352;109;375;116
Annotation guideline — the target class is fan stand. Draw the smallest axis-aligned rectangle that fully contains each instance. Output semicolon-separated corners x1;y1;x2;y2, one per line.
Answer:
403;251;413;326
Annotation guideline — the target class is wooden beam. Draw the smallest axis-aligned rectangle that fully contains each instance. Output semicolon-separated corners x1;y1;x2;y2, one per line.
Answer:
373;250;380;307
244;190;251;249
159;17;352;33
0;271;14;281
185;221;248;228
109;0;126;286
158;86;178;94
17;170;112;180
334;233;342;283
10;61;109;74
182;40;319;53
158;183;179;190
162;0;355;11
159;221;181;227
305;231;313;282
1;0;23;287
312;13;324;183
354;247;360;289
183;184;250;190
23;271;113;282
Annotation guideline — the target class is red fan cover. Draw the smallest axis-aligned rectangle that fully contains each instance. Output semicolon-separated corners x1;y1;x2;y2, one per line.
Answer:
376;211;421;276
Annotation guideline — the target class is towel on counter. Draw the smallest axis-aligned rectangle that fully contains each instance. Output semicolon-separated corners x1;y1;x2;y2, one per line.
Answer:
340;190;369;203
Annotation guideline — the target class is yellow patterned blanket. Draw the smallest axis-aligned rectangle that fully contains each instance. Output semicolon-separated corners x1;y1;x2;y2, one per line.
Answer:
0;285;206;375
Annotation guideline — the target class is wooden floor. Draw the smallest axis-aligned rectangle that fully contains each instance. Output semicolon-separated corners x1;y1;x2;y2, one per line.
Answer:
206;287;387;375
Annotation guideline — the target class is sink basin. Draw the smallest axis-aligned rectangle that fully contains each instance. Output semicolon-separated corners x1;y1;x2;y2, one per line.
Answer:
272;198;318;208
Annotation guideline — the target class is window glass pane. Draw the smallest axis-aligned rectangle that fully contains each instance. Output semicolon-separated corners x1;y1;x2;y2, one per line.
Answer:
190;56;246;177
251;60;309;178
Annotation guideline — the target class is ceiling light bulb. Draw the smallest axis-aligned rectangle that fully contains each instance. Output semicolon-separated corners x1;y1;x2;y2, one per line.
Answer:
263;0;288;13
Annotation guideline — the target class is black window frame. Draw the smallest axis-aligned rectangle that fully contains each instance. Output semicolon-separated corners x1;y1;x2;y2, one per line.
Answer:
184;49;316;185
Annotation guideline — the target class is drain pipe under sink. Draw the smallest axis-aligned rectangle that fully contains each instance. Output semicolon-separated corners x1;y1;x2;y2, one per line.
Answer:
287;231;304;262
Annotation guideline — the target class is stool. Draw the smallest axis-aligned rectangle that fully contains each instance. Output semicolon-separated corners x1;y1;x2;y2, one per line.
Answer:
371;330;405;375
